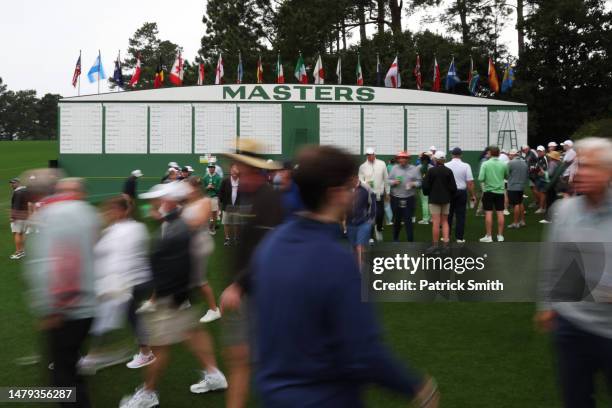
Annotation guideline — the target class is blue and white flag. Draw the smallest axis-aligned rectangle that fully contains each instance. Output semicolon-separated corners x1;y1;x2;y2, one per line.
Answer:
87;53;106;83
445;57;460;90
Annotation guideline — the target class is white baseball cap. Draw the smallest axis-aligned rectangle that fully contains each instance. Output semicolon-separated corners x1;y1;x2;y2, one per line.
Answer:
185;165;194;172
561;140;574;147
131;169;143;178
536;145;545;151
548;141;558;147
434;151;446;160
429;146;437;151
138;182;190;201
365;147;375;155
168;161;179;168
509;149;518;155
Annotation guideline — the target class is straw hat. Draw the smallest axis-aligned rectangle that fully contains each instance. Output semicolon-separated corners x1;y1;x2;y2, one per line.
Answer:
223;138;282;170
547;151;561;161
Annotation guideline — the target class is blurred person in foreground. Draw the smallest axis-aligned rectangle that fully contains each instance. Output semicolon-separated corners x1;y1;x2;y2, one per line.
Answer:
219;163;241;246
9;177;29;259
389;151;421;242
251;146;439;407
422;151;457;248
24;174;96;407
358;147;389;242
506;149;529;229
182;176;220;323
535;137;612;408
122;170;143;201
478;146;508;242
78;196;154;373
219;139;284;408
120;182;227;408
346;175;376;266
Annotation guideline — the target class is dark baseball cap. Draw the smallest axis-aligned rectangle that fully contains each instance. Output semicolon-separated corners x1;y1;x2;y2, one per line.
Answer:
451;147;462;155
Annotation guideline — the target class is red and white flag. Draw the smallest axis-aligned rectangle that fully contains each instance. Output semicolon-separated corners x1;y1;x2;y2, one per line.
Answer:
128;53;142;87
71;53;81;88
413;54;422;90
215;54;224;85
169;52;184;86
276;53;284;84
432;57;441;92
356;54;363;85
256;55;264;84
197;62;205;85
384;56;401;88
313;55;325;84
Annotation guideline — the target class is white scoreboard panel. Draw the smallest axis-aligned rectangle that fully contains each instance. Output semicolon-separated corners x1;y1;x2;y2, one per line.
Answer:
405;106;447;154
149;104;192;154
448;107;488;151
318;104;361;154
363;105;404;155
194;104;237;154
238;104;282;154
104;103;148;153
60;104;103;154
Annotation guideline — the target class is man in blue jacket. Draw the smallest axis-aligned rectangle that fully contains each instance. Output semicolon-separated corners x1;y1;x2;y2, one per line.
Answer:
251;146;439;408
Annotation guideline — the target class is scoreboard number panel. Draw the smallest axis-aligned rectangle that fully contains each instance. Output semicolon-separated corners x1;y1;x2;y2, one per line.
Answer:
149;104;192;154
318;104;361;155
405;106;447;154
60;104;103;154
104;103;147;154
238;104;282;154
194;104;237;154
362;105;404;155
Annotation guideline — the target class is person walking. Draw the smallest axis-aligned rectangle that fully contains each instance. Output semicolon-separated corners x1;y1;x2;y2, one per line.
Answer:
9;178;28;260
203;163;222;235
417;153;434;225
423;151;457;247
251;145;439;408
444;147;477;243
358;147;388;242
346;175;376;266
506;149;529;229
388;151;421;242
478;146;509;242
219;164;241;246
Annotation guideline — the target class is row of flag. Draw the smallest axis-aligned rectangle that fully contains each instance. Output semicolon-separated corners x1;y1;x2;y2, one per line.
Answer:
72;50;515;95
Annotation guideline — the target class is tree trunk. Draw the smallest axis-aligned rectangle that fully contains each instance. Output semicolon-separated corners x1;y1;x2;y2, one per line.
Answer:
457;0;470;45
516;0;525;60
377;0;385;37
336;26;340;53
342;19;347;50
358;0;367;44
389;0;403;36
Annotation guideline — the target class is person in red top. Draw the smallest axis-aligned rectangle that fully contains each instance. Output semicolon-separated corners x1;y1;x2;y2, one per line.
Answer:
9;178;29;260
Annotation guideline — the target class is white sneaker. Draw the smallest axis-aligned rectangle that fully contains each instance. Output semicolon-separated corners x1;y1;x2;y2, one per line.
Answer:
10;251;25;260
497;235;505;242
503;209;510;216
119;387;159;408
190;369;228;394
135;300;156;314
79;349;133;375
539;219;551;224
368;238;375;246
534;208;546;214
507;223;518;229
456;239;466;244
479;235;493;243
417;219;429;225
200;308;221;323
126;352;156;369
518;221;526;227
375;230;383;242
412;217;416;223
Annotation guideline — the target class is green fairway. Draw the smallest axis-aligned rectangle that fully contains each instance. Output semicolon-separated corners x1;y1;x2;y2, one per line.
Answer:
2;141;609;407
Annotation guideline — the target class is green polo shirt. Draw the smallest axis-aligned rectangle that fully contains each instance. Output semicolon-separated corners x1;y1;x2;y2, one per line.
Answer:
478;157;508;194
203;172;222;198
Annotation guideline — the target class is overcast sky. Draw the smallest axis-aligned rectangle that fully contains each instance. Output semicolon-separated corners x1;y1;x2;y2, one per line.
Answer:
1;0;520;97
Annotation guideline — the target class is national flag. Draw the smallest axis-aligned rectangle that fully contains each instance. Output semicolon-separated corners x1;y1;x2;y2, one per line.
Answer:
469;71;480;95
256;55;264;84
87;52;106;83
376;54;382;86
384;56;401;88
488;57;499;93
153;57;164;89
336;56;342;84
276;53;284;84
432;57;441;92
294;53;307;84
236;52;244;84
313;55;324;84
169;52;184;86
128;53;142;87
71;53;81;88
467;56;474;85
413;54;422;90
501;63;515;93
113;52;124;88
197;62;205;85
356;54;363;86
445;57;460;90
215;53;224;85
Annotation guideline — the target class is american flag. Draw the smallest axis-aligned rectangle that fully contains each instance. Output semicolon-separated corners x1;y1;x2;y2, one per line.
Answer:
71;54;81;88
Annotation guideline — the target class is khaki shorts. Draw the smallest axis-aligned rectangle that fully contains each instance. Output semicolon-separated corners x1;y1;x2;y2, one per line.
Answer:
11;220;27;233
429;203;450;215
222;210;241;225
209;197;219;212
140;297;198;346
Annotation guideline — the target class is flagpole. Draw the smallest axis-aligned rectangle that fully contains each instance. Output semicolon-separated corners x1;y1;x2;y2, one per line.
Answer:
97;49;101;94
117;49;120;92
78;50;81;96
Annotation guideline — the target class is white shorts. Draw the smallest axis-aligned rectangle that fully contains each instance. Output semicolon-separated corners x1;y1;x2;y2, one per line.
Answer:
210;197;219;212
11;220;27;234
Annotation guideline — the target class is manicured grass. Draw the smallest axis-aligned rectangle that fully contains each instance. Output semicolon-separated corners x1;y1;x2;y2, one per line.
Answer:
1;141;608;407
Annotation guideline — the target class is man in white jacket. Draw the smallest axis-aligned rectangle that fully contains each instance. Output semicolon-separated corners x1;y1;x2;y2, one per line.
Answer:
358;147;389;242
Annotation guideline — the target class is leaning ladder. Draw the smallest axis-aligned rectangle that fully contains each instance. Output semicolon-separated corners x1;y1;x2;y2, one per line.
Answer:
496;111;518;151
